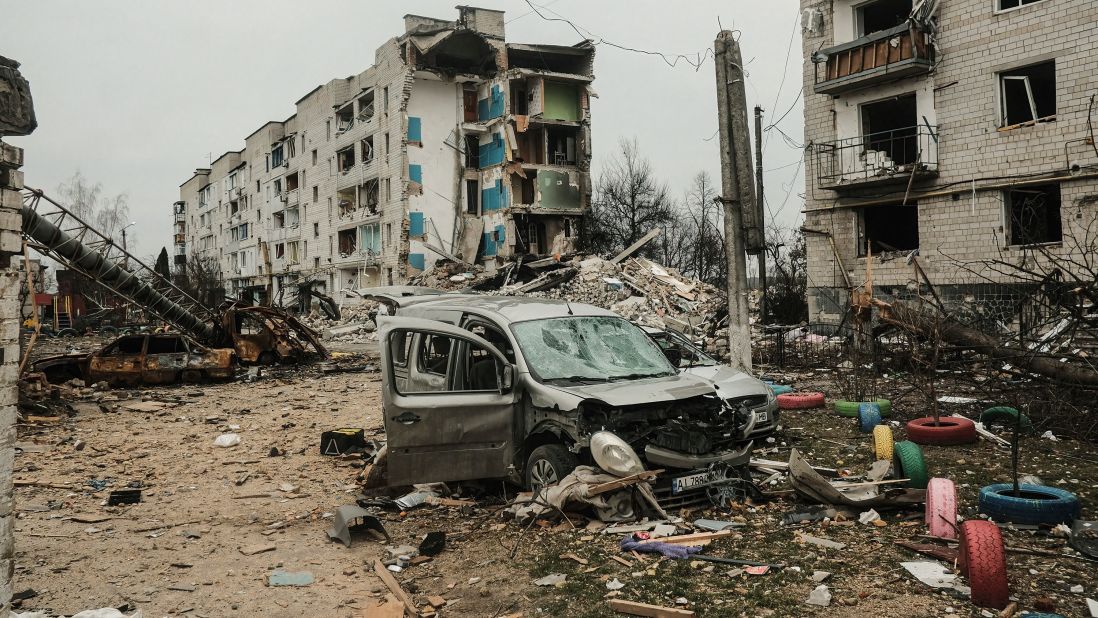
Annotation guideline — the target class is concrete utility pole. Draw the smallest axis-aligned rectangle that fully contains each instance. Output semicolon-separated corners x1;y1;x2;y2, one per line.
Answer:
714;31;758;371
754;105;768;325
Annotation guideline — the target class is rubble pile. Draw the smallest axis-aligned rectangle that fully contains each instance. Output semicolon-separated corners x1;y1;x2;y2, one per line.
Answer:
303;300;381;345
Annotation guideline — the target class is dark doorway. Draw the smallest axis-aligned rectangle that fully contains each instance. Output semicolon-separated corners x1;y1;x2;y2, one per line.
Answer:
862;93;918;166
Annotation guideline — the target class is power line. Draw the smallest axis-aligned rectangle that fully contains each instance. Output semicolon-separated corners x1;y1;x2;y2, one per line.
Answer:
522;0;717;71
763;11;802;154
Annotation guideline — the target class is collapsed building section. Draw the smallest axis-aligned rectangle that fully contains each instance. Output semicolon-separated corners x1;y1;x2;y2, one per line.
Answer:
174;7;594;310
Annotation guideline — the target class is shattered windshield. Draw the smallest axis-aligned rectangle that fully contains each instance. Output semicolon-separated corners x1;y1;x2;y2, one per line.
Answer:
511;316;676;383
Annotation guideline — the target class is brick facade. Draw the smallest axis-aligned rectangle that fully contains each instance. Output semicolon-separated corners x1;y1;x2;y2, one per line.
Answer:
800;0;1098;322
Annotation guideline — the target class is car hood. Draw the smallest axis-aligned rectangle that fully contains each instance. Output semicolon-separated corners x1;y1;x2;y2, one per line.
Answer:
545;372;719;407
682;364;769;399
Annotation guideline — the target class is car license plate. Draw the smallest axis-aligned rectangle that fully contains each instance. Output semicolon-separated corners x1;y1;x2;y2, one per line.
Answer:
754;409;769;424
671;471;715;494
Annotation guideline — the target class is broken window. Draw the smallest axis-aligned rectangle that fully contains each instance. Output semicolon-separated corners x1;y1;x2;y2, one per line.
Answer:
999;0;1044;10
515;127;544;164
275;243;285;259
337;229;356;255
512;316;671;382
337;146;355;172
464;135;481;168
463;88;478;123
510;79;529;115
361;178;380;213
271;144;285;168
361;135;375;165
466;179;479;215
856;0;912;36
1006;183;1061;246
230;200;239;216
286;172;299;192
861;93;919;167
360;223;381;256
857;202;919;256
104;336;145;355
147;336;186;354
397;332;502;394
336;104;354;133
273;211;285;228
1000;61;1056;127
511;171;535;205
314;222;320;237
287;136;297;159
337;188;356;216
357;89;375;122
288;241;300;263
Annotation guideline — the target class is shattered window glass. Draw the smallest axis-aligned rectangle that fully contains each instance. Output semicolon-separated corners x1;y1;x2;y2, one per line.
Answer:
512;317;674;383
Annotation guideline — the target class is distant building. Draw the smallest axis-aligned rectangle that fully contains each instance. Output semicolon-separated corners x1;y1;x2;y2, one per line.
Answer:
799;0;1098;322
175;6;594;305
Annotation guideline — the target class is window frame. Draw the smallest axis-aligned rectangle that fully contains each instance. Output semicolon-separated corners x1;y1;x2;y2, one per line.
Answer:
994;0;1047;15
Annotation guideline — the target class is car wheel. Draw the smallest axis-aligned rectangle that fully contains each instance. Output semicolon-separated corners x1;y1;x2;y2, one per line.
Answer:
525;444;577;492
181;370;202;383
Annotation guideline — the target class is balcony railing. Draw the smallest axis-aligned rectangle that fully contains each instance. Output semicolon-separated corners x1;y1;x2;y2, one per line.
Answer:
814;125;939;190
813;22;934;95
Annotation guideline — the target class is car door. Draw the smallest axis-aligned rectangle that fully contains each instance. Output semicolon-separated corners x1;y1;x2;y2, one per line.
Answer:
88;335;147;385
379;316;517;486
143;335;189;383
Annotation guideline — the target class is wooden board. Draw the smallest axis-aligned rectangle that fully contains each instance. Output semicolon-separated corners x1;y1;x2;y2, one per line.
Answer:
372;559;416;617
635;530;735;546
607;599;695;617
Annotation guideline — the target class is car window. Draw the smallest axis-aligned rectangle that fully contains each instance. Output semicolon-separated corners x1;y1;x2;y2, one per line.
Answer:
103;336;144;356
511;316;674;382
391;331;412;367
147;336;185;354
466;321;515;363
399;331;501;394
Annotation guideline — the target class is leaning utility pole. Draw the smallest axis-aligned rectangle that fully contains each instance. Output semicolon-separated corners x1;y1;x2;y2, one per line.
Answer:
714;31;759;371
754;105;768;325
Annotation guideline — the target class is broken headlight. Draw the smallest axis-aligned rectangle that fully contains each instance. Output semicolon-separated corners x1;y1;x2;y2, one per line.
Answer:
590;431;644;477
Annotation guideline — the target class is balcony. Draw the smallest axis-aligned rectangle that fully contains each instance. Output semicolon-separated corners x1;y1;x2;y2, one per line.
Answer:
814;125;939;190
813;23;934;96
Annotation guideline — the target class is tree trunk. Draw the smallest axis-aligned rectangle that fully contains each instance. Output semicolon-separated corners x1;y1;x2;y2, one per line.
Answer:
876;299;1098;387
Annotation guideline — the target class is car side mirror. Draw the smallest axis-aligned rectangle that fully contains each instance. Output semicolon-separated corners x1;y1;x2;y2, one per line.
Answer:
498;364;514;392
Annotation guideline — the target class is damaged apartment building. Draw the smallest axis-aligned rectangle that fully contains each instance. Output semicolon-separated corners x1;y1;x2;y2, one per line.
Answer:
799;0;1098;321
174;6;594;303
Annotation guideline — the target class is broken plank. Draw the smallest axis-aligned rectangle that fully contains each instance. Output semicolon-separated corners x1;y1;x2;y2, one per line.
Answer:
607;599;694;617
372;559;416;617
610;228;662;264
609;555;634;567
636;530;735;546
14;480;72;489
587;470;663;497
131;519;203;534
239;544;276;556
423;496;476;508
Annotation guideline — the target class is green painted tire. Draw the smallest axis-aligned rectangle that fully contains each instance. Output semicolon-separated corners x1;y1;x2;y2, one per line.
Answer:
979;406;1033;430
834;399;891;418
893;440;929;489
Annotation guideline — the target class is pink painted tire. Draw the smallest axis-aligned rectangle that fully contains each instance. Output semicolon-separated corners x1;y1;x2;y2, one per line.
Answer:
776;392;825;410
925;477;958;540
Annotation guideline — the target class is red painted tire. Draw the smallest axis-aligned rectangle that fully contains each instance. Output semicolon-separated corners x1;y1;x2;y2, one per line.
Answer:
776;392;825;410
905;416;977;445
925;478;958;540
958;520;1010;609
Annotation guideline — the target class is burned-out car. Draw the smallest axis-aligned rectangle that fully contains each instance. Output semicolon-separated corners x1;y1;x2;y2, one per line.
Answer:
641;326;779;440
31;333;235;386
378;296;777;507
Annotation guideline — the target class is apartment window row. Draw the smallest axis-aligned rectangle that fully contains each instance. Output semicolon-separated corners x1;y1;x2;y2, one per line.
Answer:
855;183;1062;257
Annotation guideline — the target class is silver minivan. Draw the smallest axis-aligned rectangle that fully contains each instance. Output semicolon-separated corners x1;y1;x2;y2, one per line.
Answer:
378;296;776;507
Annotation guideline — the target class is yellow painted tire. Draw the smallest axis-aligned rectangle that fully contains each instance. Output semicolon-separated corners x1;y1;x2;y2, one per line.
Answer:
873;424;894;461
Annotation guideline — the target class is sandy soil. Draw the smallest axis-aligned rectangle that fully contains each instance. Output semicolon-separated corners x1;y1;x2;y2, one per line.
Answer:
11;341;1098;618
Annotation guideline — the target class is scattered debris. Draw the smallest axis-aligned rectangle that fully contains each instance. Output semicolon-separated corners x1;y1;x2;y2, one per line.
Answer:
326;505;389;547
418;531;446;557
806;584;832;607
213;433;241;448
901;561;970;596
796;533;847;550
106;488;141;506
607;599;695;617
268;570;314;587
534;573;567;587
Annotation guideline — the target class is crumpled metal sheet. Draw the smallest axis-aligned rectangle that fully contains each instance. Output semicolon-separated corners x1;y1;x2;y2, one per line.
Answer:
326;504;390;548
788;448;925;507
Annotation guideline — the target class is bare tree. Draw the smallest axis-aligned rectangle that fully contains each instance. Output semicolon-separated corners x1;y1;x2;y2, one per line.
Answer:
764;224;808;324
56;171;132;248
587;138;675;256
679;171;726;287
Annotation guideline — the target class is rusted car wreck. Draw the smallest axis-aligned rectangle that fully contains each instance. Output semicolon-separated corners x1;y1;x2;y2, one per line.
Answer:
32;333;235;386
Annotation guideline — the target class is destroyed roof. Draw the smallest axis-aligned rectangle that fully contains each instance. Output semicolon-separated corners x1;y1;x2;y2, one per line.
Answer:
404;295;617;323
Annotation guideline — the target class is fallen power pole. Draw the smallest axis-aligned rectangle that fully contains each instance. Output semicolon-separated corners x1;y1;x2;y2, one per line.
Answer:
714;31;761;371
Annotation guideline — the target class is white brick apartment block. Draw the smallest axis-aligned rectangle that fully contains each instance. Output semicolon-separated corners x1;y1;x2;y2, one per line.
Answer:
175;7;594;306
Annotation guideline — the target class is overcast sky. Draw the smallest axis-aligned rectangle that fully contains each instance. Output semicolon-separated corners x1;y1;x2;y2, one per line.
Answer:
3;0;805;261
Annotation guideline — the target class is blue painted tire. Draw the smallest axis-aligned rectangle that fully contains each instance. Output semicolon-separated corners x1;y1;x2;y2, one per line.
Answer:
978;484;1080;525
858;402;882;433
767;384;793;395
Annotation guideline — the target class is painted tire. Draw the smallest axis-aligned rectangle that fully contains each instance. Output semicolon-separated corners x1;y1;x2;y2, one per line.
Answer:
872;424;894;461
767;384;794;396
958;520;1010;609
776;392;825;410
979;406;1033;430
925;478;958;540
978;483;1080;525
834;399;891;418
905;416;978;445
858;402;882;433
892;441;929;489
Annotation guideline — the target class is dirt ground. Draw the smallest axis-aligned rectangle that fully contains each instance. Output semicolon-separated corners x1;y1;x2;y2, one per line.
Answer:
11;338;1098;617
